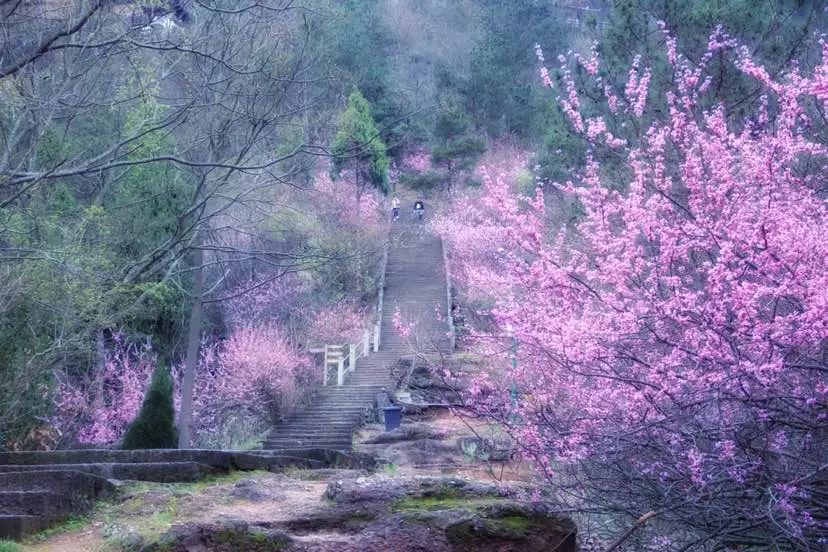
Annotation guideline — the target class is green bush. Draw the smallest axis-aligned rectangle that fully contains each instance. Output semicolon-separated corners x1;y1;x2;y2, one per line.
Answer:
0;540;24;552
122;365;177;450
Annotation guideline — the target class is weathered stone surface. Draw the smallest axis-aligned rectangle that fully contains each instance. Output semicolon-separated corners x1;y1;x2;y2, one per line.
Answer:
0;449;246;469
0;491;68;517
313;476;576;552
442;502;577;552
0;471;113;540
0;461;220;482
456;437;515;461
260;449;379;471
0;469;115;497
325;475;513;504
362;423;446;444
283;504;381;534
230;478;278;502
360;436;460;469
140;521;292;552
0;448;379;472
0;514;52;541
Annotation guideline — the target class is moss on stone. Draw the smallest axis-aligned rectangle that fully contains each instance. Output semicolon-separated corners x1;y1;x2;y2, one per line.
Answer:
392;496;495;513
213;528;283;548
490;515;532;534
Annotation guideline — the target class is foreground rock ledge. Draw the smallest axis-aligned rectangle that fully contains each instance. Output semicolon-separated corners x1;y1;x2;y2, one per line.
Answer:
145;475;576;552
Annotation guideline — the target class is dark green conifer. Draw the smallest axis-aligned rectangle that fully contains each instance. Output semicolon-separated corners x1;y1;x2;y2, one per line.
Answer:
122;364;178;450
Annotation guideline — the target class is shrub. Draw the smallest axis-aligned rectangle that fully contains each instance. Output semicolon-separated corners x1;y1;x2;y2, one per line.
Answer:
121;364;177;450
0;540;23;552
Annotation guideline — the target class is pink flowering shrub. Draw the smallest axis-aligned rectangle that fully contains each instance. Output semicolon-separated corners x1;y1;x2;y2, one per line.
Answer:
221;274;307;330
190;324;311;427
438;29;828;548
54;333;155;446
399;148;432;172
314;171;387;232
307;301;368;345
55;325;311;447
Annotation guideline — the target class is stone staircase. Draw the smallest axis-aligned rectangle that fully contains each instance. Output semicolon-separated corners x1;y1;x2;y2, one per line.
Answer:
263;221;451;450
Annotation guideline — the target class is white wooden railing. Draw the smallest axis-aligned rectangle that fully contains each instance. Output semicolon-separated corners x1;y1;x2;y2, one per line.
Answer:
314;329;374;386
310;240;390;387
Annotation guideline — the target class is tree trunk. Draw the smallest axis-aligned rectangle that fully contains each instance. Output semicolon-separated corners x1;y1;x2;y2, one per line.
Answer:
178;232;203;448
355;160;363;207
93;329;106;411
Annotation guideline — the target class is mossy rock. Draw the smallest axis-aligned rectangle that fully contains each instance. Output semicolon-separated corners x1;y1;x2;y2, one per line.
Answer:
285;505;380;535
395;497;577;552
141;522;290;551
444;506;577;552
393;495;496;515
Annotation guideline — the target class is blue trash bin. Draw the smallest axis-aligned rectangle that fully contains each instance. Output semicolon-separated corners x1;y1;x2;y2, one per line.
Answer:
383;406;403;431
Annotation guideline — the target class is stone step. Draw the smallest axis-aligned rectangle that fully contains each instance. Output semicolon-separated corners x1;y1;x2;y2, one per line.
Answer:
266;432;353;440
0;470;115;497
0;491;68;517
276;420;357;426
280;419;361;426
314;398;378;404
314;399;375;405
291;410;367;417
265;433;352;448
0;515;53;541
264;440;353;449
0;461;220;483
312;392;378;398
0;450;283;470
271;422;356;429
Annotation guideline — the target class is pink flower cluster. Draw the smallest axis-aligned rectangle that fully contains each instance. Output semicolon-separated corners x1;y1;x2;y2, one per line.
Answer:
624;55;651;117
307;301;368;345
535;44;554;89
399;149;431;173
438;30;828;547
314;171;387;232
188;324;311;425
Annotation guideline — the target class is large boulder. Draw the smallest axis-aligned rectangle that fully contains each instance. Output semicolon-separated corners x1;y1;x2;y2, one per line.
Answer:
141;521;292;552
319;475;576;552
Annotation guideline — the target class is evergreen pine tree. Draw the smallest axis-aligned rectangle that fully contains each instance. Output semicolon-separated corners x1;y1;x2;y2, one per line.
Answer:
121;364;178;449
332;89;390;198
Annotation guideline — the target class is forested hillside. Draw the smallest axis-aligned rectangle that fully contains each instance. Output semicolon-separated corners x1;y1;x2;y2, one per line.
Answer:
0;0;596;452
1;1;827;549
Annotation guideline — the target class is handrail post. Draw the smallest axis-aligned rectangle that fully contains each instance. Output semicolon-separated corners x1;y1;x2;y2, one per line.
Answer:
373;324;380;352
337;357;345;386
441;237;457;351
363;330;370;356
323;344;329;386
349;343;356;371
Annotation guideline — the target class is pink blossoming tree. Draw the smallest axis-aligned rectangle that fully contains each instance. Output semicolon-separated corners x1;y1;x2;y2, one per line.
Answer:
436;29;828;549
188;324;311;431
56;325;310;447
54;333;155;446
